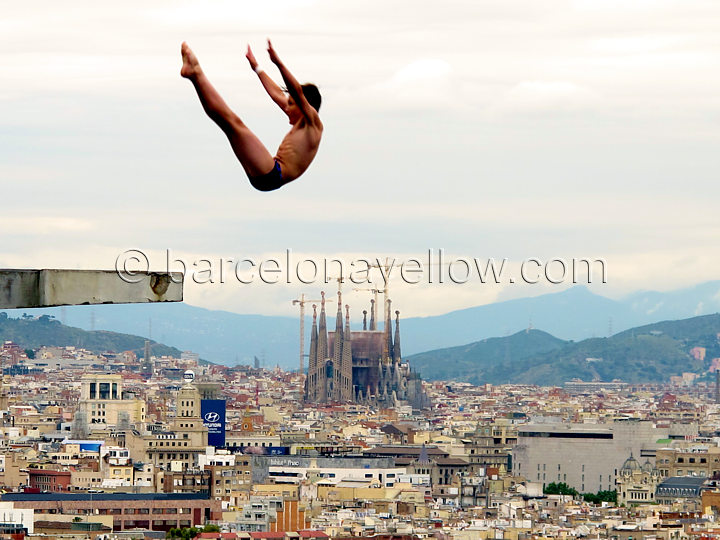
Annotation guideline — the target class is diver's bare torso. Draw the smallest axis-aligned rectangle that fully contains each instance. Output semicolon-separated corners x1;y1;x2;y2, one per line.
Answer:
275;117;323;182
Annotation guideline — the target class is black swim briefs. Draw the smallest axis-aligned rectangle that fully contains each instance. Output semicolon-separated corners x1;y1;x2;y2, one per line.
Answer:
248;161;288;192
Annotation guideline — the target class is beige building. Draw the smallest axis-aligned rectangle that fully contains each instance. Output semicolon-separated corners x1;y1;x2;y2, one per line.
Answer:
144;382;208;471
616;455;661;506
0;450;32;488
77;374;146;430
656;445;720;478
202;453;253;508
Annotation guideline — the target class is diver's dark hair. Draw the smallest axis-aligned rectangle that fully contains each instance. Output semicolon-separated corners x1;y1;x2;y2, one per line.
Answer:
301;83;321;112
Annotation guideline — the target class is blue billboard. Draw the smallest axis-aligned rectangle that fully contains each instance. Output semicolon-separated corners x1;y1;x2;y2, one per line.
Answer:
201;399;226;447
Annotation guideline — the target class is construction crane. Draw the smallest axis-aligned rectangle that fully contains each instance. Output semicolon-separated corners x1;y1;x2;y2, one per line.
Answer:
353;287;382;329
326;275;345;296
367;259;393;309
291;293;335;376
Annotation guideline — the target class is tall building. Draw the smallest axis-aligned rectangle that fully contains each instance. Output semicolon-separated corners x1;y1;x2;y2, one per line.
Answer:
513;420;698;493
141;340;153;378
76;374;145;431
142;377;209;472
304;292;427;408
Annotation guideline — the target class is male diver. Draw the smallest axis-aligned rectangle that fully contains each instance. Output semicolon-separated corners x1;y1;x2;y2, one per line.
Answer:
181;39;322;191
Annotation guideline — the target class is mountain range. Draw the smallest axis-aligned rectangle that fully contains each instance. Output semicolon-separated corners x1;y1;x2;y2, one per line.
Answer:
2;281;720;368
407;313;720;386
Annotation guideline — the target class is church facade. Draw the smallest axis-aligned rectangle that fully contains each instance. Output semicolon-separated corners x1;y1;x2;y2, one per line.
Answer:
304;292;428;409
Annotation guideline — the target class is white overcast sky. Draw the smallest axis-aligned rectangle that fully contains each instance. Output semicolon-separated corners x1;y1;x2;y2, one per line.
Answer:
2;0;720;317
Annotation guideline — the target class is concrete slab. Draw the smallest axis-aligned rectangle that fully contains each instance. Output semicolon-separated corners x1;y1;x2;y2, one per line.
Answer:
0;269;183;309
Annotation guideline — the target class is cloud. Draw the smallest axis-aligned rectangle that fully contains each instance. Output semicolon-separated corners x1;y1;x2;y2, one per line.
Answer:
0;217;93;235
494;80;600;113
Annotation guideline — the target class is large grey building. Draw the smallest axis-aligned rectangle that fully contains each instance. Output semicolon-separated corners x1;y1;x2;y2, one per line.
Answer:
512;420;698;493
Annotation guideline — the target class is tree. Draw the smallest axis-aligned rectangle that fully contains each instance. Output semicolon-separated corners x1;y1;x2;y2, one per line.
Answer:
165;524;221;539
583;490;617;504
544;482;578;497
24;349;35;359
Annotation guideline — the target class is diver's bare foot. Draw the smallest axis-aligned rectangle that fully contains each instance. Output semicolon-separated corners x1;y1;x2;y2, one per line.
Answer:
180;42;202;79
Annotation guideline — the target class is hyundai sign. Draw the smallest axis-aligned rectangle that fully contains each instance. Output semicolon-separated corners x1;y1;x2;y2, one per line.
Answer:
201;399;226;447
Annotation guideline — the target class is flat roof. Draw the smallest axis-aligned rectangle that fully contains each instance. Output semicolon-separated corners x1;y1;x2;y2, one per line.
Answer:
2;492;210;502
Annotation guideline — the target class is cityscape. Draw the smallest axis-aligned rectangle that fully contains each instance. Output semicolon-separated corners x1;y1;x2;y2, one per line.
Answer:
4;1;720;540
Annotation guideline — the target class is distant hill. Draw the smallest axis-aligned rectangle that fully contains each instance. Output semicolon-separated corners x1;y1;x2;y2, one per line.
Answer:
407;313;720;386
4;281;720;368
407;329;567;384
0;313;183;359
2;303;297;368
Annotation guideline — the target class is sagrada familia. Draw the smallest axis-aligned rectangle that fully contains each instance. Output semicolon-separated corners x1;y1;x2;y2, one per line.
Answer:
304;292;429;409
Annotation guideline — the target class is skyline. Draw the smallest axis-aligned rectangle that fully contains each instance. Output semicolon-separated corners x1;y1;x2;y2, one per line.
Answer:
3;1;719;317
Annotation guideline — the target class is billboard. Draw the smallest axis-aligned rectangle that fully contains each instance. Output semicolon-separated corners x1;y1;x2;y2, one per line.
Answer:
239;446;288;456
201;399;226;447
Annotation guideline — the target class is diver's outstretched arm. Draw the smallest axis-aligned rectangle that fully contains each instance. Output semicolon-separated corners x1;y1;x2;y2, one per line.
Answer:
246;45;289;113
267;39;319;122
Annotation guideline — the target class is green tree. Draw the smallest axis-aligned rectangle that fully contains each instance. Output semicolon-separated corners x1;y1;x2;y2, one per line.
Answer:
184;528;200;540
583;490;617;504
167;527;201;540
544;482;578;497
24;348;35;359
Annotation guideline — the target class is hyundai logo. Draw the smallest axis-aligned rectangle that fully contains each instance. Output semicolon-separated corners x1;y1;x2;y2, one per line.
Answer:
204;412;220;422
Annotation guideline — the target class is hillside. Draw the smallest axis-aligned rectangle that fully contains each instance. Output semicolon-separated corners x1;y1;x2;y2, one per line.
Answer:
406;313;720;386
0;313;184;359
408;329;567;384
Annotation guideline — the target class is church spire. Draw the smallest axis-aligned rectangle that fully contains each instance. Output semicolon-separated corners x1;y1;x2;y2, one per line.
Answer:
340;304;353;402
333;291;344;363
369;299;376;331
316;292;329;402
318;292;328;363
332;292;344;401
393;310;401;362
384;298;393;361
308;305;318;373
305;304;318;402
362;310;367;331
